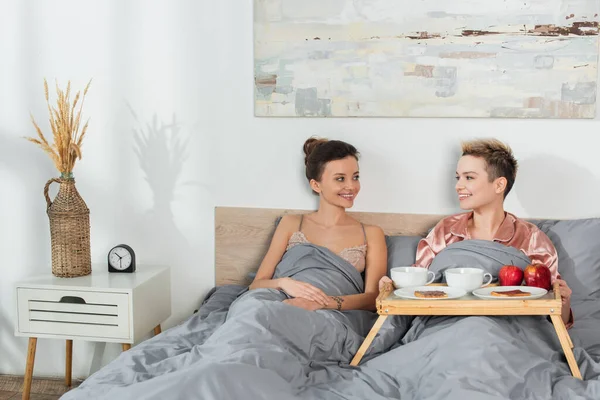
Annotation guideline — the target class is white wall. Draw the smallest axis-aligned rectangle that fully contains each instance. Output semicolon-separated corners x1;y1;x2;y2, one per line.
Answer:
1;0;599;378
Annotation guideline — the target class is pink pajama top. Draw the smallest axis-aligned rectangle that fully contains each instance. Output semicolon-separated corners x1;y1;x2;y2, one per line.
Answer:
415;212;573;328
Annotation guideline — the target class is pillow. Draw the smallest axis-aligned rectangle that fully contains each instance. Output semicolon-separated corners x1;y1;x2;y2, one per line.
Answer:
534;218;600;301
385;235;423;274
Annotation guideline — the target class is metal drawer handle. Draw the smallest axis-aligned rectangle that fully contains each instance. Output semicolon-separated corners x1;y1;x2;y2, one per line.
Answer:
59;296;87;304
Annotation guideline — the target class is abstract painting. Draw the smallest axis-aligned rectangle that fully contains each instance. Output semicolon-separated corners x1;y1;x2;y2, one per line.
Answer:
254;0;599;118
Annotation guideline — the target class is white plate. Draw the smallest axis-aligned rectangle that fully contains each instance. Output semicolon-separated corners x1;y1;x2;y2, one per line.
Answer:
394;286;467;300
472;286;548;300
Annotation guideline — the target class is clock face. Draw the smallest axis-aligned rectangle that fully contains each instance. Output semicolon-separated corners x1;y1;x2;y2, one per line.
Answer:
108;246;133;271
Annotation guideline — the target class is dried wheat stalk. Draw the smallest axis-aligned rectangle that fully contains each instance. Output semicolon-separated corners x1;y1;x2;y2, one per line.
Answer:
25;79;92;175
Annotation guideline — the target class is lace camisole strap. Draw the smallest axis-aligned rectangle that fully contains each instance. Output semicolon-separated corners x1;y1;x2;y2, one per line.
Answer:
287;215;367;272
298;215;366;244
361;223;367;245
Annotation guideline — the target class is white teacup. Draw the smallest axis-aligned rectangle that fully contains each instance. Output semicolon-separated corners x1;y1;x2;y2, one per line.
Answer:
391;267;435;288
445;268;492;292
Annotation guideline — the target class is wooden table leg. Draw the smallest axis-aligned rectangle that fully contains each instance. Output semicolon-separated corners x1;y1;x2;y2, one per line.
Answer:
550;283;575;349
122;343;131;351
565;324;574;349
550;315;582;379
65;339;73;387
22;337;37;400
153;324;161;335
350;315;388;366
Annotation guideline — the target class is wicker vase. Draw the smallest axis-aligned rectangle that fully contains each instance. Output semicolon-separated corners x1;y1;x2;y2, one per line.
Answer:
44;174;91;277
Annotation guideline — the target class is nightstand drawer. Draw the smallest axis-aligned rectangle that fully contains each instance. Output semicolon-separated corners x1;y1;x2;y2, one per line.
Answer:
17;288;130;340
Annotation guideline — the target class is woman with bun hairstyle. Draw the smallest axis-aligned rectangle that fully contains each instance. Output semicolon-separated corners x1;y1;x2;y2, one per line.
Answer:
249;138;387;311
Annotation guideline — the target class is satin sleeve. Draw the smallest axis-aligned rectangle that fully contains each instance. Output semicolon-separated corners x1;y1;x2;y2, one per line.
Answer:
525;229;559;282
524;229;573;328
415;221;448;268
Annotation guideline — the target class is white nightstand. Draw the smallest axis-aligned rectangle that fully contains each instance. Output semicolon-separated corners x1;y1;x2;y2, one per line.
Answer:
14;265;170;400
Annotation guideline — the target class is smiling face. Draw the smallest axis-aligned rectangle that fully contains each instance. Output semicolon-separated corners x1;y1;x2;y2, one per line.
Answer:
310;156;360;209
455;155;507;210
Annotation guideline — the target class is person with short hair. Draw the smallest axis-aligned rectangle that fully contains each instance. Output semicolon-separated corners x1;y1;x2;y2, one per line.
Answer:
380;138;573;327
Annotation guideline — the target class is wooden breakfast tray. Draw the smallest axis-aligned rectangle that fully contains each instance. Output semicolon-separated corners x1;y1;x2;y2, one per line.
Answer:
350;281;581;379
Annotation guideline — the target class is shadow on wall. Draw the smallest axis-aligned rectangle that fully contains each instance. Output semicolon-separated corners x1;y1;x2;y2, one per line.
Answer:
130;107;190;258
85;113;208;375
131;110;192;213
129;107;206;312
515;154;600;219
85;108;206;376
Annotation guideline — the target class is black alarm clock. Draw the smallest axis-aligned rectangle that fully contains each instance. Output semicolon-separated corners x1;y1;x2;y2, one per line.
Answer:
107;244;136;273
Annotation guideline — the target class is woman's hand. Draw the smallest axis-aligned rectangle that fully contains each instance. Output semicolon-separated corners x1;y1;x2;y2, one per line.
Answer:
279;278;329;306
283;298;324;311
379;276;392;291
556;278;573;327
556;279;572;305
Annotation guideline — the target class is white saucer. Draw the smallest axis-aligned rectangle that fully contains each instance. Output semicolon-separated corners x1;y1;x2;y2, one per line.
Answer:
393;286;467;300
472;286;548;300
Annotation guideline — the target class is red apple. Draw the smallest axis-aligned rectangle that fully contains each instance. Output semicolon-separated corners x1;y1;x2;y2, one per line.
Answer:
499;265;524;286
523;264;552;290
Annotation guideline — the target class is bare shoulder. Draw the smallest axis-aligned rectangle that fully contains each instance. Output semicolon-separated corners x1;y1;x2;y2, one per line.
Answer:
363;224;385;241
278;214;303;231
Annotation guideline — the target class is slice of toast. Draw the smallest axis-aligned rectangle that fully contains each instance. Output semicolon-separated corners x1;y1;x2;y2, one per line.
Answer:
414;290;448;299
490;289;531;297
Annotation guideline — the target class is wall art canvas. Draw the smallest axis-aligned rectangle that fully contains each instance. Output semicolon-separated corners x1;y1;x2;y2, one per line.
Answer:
254;0;599;118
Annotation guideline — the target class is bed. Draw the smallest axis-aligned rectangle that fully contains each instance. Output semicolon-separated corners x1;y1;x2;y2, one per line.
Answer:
61;207;600;399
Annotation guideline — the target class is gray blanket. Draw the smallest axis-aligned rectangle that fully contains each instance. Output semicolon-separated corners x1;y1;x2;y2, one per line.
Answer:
357;241;600;399
61;242;600;400
428;239;531;282
61;244;400;399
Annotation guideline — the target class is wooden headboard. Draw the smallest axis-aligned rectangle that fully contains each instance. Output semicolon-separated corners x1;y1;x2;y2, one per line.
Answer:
215;207;444;286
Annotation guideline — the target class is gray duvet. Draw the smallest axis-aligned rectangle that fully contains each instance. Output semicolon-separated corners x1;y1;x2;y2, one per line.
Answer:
61;243;600;400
